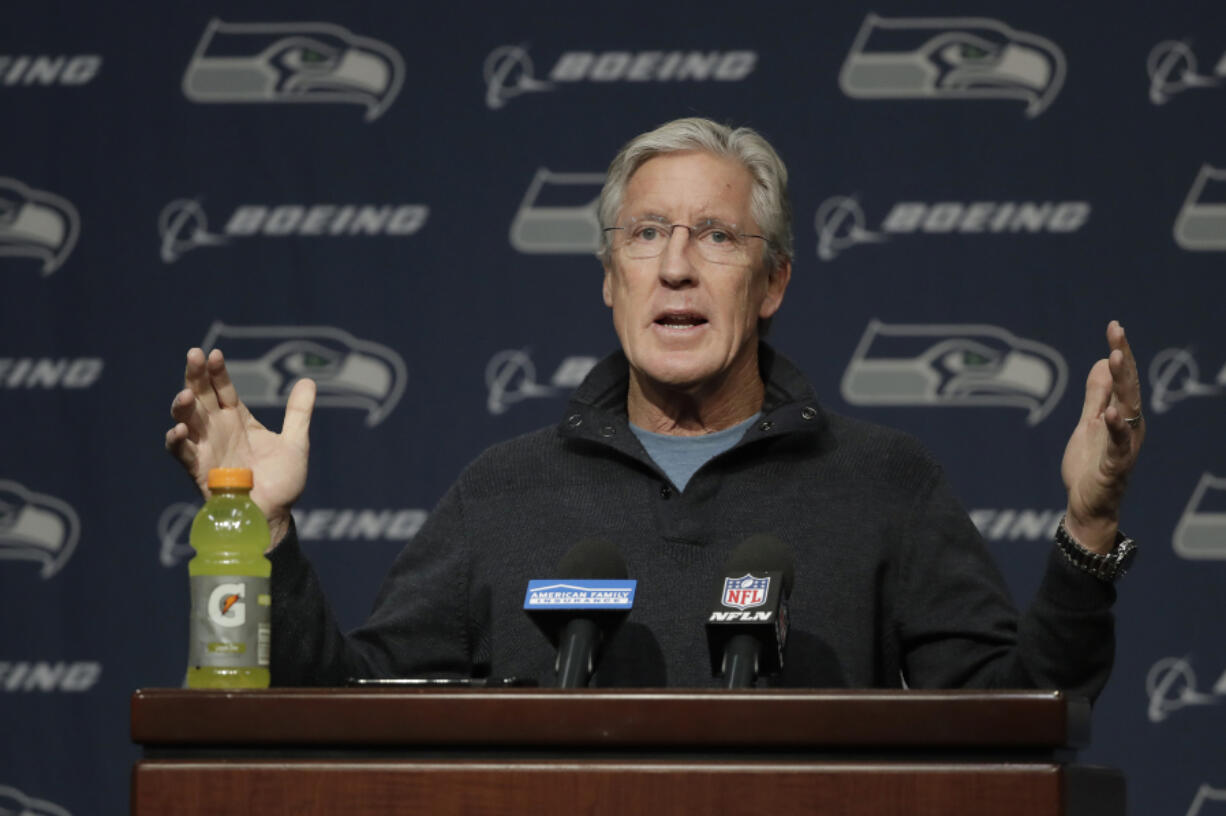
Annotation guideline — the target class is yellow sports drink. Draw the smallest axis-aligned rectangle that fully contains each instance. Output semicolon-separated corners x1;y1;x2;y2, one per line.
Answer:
186;467;271;688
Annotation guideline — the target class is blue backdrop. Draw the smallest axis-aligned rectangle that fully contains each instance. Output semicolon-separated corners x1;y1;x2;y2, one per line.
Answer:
2;2;1224;814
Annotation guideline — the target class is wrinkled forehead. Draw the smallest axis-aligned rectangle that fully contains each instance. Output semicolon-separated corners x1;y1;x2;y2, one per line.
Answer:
620;150;757;227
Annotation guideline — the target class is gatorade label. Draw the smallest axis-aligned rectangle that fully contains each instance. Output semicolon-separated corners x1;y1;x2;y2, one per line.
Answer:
189;576;271;668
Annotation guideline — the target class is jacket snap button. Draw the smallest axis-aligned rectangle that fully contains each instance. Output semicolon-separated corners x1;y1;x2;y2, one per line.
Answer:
567;414;583;428
600;425;616;438
758;420;774;432
801;406;817;420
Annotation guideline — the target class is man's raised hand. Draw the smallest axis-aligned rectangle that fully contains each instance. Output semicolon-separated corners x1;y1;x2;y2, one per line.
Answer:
165;347;316;547
1060;321;1146;553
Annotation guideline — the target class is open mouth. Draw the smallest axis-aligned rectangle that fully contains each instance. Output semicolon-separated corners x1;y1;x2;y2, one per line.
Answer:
654;311;708;330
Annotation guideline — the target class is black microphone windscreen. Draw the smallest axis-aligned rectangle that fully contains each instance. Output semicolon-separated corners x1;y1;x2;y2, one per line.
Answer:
558;538;628;580
723;534;794;597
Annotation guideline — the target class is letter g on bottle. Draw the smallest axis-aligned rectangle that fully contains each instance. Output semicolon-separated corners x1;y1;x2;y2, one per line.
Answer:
208;582;247;627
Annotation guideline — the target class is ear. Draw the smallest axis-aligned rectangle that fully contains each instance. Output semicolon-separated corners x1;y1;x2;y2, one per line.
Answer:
602;263;614;308
758;258;791;320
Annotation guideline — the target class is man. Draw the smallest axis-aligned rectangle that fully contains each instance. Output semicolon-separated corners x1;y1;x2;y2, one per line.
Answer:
166;118;1144;691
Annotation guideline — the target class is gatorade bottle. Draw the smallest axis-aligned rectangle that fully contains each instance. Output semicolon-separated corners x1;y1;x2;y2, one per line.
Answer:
186;467;271;688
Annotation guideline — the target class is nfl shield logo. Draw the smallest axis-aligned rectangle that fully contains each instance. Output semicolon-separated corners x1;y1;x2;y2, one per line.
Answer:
722;575;770;610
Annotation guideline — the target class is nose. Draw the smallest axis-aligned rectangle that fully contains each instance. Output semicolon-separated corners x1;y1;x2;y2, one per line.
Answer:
658;225;697;289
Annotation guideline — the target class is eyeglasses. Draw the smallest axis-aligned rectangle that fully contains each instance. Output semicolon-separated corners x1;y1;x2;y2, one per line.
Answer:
602;215;770;265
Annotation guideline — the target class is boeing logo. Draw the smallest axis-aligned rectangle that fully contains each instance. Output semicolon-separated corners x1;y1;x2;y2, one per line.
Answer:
159;502;429;566
969;508;1063;542
0;479;80;578
1185;785;1226;816
1148;40;1224;105
0;54;101;86
815;197;885;261
815;196;1089;261
0;661;101;694
483;46;553;110
0;358;102;389
158;502;198;567
485;349;597;415
484;44;756;110
158;200;226;263
841;320;1067;426
159;199;428;262
0;178;80;275
183;19;404;121
1173;473;1226;560
1149;347;1224;414
839;14;1066;117
1174;165;1226;251
1146;656;1225;723
0;784;73;816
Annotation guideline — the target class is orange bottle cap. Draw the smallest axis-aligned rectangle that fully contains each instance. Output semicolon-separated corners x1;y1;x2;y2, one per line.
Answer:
207;468;253;489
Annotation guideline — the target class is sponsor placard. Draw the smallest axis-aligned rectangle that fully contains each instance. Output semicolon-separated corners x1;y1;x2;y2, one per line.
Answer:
523;580;636;610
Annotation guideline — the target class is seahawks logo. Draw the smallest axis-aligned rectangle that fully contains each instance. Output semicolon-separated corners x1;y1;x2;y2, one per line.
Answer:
841;320;1067;425
0;480;80;579
0;178;80;275
839;14;1066;117
183;19;405;121
201;322;407;426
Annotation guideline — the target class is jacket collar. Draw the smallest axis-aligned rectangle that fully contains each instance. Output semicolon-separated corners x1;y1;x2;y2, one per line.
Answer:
557;342;828;450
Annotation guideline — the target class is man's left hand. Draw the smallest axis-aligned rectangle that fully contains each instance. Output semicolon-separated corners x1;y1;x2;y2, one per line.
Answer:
1060;320;1146;553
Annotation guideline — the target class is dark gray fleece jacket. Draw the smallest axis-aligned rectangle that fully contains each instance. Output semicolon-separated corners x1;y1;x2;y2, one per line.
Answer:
270;345;1115;696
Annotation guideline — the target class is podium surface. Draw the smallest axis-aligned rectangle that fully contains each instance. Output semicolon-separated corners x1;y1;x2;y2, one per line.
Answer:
131;687;1123;815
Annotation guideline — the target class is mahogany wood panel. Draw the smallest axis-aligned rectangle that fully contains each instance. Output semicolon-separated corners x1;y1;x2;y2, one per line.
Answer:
131;687;1089;749
132;759;1067;816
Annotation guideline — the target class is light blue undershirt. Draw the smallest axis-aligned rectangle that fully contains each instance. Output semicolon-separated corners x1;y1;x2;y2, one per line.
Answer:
630;413;762;492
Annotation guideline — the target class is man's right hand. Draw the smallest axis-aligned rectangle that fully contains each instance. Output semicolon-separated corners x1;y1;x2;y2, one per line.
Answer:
165;347;316;548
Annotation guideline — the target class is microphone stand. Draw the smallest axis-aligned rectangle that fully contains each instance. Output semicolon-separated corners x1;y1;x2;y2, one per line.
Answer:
721;633;760;689
556;617;599;688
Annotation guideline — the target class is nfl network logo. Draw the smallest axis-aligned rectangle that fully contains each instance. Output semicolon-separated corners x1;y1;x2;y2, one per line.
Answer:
722;575;769;610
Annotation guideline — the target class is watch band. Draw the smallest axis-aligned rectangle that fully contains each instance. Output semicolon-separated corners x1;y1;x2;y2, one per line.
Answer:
1054;516;1137;582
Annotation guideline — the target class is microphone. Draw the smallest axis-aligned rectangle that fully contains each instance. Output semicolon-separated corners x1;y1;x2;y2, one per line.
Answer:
523;539;636;688
705;534;794;689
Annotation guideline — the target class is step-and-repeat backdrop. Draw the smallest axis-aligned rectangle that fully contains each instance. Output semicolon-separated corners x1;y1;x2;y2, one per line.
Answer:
2;2;1223;813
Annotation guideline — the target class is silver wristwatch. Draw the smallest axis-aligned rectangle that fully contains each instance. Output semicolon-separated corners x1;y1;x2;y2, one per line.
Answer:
1054;517;1137;582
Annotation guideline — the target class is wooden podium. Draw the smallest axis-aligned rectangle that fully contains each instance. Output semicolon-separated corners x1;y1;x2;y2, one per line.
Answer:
131;688;1124;815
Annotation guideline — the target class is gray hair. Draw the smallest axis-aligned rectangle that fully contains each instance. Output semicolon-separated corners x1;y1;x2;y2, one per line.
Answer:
597;117;794;272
